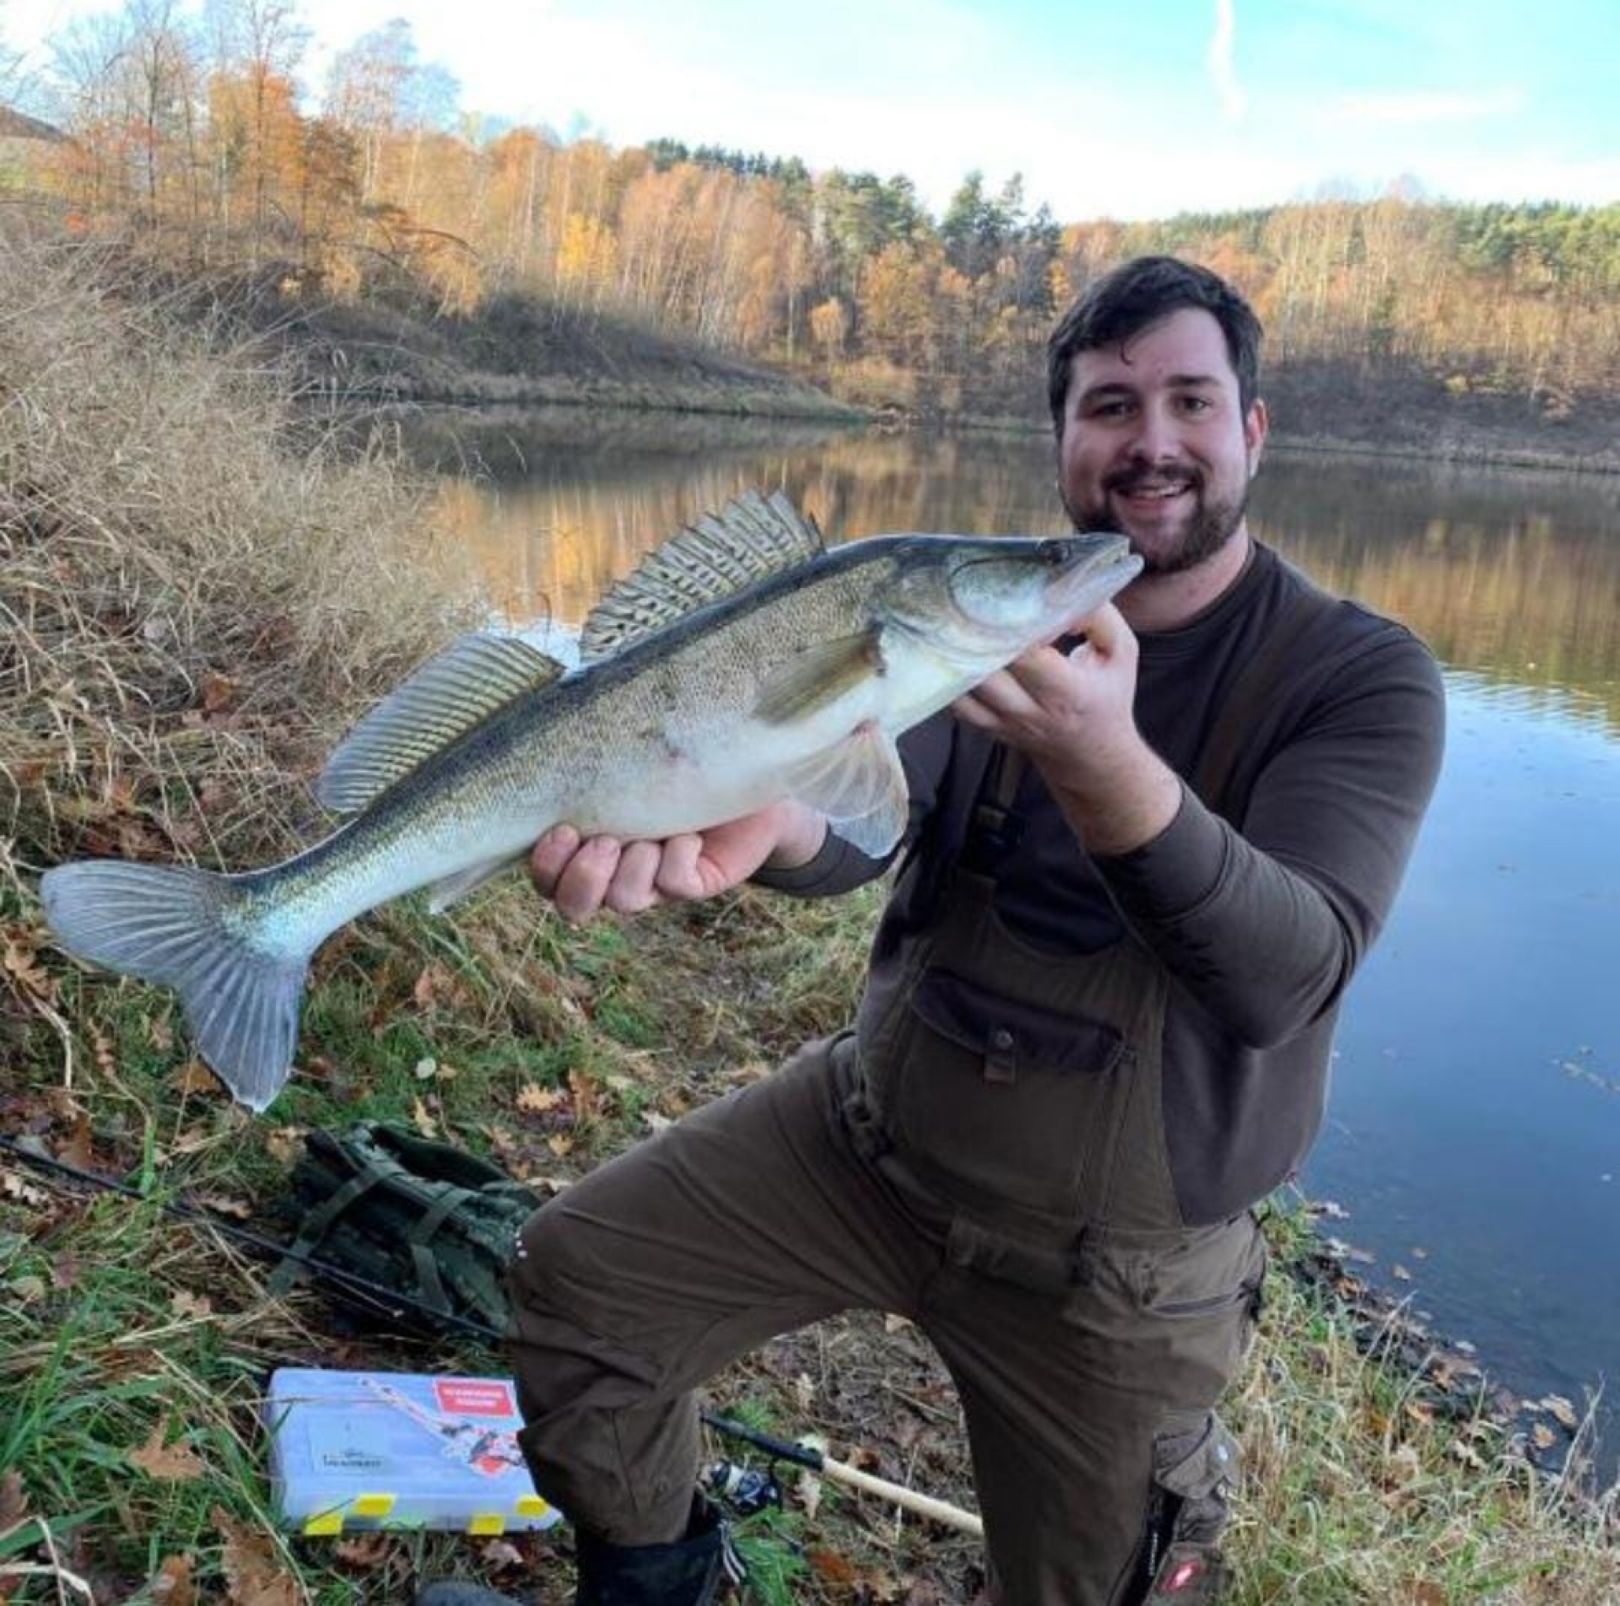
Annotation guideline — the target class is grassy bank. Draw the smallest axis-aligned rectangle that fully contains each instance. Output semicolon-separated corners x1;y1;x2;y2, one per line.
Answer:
2;237;1618;1604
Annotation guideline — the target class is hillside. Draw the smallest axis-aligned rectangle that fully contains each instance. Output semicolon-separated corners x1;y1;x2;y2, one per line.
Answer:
230;270;861;420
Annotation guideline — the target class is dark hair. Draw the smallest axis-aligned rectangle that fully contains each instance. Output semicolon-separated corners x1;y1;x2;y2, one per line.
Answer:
1046;255;1263;435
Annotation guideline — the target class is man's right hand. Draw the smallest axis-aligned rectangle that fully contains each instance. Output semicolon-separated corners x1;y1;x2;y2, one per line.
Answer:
529;799;827;922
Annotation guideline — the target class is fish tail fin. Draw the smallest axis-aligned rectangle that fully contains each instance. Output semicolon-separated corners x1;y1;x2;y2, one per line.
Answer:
39;861;310;1112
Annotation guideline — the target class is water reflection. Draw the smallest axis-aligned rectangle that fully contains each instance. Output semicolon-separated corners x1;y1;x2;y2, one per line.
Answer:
405;406;1620;1474
421;410;1620;733
1252;456;1620;732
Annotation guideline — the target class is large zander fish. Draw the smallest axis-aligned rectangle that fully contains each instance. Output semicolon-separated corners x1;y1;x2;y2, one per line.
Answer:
42;491;1141;1111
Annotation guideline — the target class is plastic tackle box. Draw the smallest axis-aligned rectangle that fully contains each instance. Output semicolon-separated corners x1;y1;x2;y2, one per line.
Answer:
265;1367;564;1536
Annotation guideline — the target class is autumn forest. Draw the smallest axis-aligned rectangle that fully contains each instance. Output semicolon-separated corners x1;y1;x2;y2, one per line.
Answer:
6;3;1620;428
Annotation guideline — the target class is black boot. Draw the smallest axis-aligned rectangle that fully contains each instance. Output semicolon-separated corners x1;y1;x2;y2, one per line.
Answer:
575;1497;743;1606
414;1497;743;1606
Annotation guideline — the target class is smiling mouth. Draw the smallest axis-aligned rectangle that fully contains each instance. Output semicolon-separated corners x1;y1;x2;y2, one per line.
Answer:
1113;479;1195;505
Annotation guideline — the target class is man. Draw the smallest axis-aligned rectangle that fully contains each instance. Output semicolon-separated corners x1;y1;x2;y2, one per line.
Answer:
420;257;1445;1605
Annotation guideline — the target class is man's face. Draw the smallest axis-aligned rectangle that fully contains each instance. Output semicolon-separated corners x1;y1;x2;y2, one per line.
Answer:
1056;307;1267;575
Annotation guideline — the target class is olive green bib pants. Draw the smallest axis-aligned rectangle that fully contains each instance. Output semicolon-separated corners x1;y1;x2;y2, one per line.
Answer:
505;600;1334;1603
509;841;1263;1604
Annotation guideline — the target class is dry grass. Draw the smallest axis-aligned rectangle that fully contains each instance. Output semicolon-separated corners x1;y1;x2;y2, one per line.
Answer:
0;226;479;884
1222;1248;1620;1603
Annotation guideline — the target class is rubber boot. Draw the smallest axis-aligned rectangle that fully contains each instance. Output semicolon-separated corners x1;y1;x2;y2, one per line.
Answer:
575;1496;742;1605
414;1497;742;1606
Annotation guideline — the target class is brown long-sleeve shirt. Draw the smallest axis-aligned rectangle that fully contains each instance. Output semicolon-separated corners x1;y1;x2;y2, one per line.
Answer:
759;542;1446;1222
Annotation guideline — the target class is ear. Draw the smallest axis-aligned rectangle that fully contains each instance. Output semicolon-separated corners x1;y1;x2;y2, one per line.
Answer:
1243;398;1269;477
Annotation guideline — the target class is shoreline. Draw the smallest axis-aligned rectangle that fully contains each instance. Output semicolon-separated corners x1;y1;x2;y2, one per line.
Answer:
364;384;1620;478
1286;1213;1609;1492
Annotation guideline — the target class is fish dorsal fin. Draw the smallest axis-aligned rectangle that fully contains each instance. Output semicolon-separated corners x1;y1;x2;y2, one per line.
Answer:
317;633;566;813
579;490;825;663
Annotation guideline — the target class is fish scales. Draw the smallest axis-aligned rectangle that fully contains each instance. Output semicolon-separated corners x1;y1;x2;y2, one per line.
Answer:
41;492;1140;1109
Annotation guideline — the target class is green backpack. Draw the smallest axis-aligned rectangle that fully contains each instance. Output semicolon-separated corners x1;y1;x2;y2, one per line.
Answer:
270;1122;541;1336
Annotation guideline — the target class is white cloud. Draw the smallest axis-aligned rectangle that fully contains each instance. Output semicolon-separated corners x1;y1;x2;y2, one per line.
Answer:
1207;0;1247;123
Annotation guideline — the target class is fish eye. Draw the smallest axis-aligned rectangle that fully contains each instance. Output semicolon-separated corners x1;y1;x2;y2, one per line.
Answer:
1037;539;1066;565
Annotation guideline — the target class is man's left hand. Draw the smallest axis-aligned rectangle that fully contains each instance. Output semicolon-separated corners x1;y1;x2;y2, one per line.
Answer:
950;604;1183;856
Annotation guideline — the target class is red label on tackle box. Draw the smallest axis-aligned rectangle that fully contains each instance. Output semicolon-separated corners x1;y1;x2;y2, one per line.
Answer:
433;1379;516;1418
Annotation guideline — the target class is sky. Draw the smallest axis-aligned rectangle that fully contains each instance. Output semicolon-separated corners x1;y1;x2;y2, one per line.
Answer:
4;0;1618;222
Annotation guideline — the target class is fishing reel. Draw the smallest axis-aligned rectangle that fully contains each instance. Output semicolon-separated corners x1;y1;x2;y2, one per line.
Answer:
703;1458;784;1520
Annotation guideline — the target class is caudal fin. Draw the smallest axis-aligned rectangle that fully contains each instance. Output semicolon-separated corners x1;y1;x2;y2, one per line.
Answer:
40;861;309;1112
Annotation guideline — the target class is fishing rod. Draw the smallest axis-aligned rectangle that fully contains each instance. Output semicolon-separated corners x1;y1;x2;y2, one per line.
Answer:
0;1134;984;1538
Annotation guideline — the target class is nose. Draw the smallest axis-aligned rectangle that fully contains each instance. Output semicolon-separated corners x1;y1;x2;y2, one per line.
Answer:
1125;400;1180;463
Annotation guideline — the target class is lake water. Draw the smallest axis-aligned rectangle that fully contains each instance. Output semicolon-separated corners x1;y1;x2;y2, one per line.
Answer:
408;406;1620;1472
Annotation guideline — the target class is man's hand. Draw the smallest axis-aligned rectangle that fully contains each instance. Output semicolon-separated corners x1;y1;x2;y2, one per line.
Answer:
530;799;826;922
951;603;1182;857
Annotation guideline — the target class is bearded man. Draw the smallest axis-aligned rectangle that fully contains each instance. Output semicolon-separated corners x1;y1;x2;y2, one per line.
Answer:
420;256;1445;1605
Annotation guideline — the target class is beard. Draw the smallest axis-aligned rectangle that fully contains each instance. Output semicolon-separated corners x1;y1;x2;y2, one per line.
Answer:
1063;465;1249;576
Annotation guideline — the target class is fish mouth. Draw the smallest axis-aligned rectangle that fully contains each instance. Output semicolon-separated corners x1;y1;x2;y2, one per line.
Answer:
1045;531;1143;610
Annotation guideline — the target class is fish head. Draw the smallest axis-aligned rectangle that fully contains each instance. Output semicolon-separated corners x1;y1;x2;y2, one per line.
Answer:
883;532;1143;661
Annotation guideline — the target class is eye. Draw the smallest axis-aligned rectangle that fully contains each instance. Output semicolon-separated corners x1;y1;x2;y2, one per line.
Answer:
1037;539;1066;565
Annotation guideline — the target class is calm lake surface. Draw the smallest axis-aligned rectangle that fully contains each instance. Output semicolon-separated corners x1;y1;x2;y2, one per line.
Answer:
407;406;1620;1468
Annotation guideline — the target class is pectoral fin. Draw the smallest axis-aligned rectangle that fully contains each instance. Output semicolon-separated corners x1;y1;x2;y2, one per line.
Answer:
782;724;910;859
753;628;885;725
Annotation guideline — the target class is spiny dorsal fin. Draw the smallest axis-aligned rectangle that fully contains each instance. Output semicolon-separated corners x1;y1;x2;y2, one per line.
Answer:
579;490;825;663
317;633;567;814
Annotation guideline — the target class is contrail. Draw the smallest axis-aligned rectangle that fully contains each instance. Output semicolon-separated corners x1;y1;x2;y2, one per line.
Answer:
1208;0;1247;122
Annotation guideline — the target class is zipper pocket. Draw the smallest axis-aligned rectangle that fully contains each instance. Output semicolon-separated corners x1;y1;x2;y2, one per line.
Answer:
1151;1279;1258;1319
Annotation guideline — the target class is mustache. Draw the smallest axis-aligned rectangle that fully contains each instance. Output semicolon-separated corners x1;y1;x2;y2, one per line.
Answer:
1104;465;1201;495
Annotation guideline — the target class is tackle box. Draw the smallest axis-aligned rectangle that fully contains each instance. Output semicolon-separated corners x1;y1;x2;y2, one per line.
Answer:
265;1367;564;1536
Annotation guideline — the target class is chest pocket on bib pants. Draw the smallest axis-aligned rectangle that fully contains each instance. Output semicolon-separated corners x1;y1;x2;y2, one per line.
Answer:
887;967;1129;1214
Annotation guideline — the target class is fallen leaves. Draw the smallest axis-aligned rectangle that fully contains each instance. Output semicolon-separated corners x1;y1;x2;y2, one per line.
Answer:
128;1420;205;1481
214;1505;299;1606
1;1169;49;1208
171;1060;223;1098
515;1083;564;1115
150;1555;195;1605
1540;1394;1581;1431
1;928;54;1002
333;1533;391;1571
54;1111;96;1172
808;1547;860;1588
413;963;474;1014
